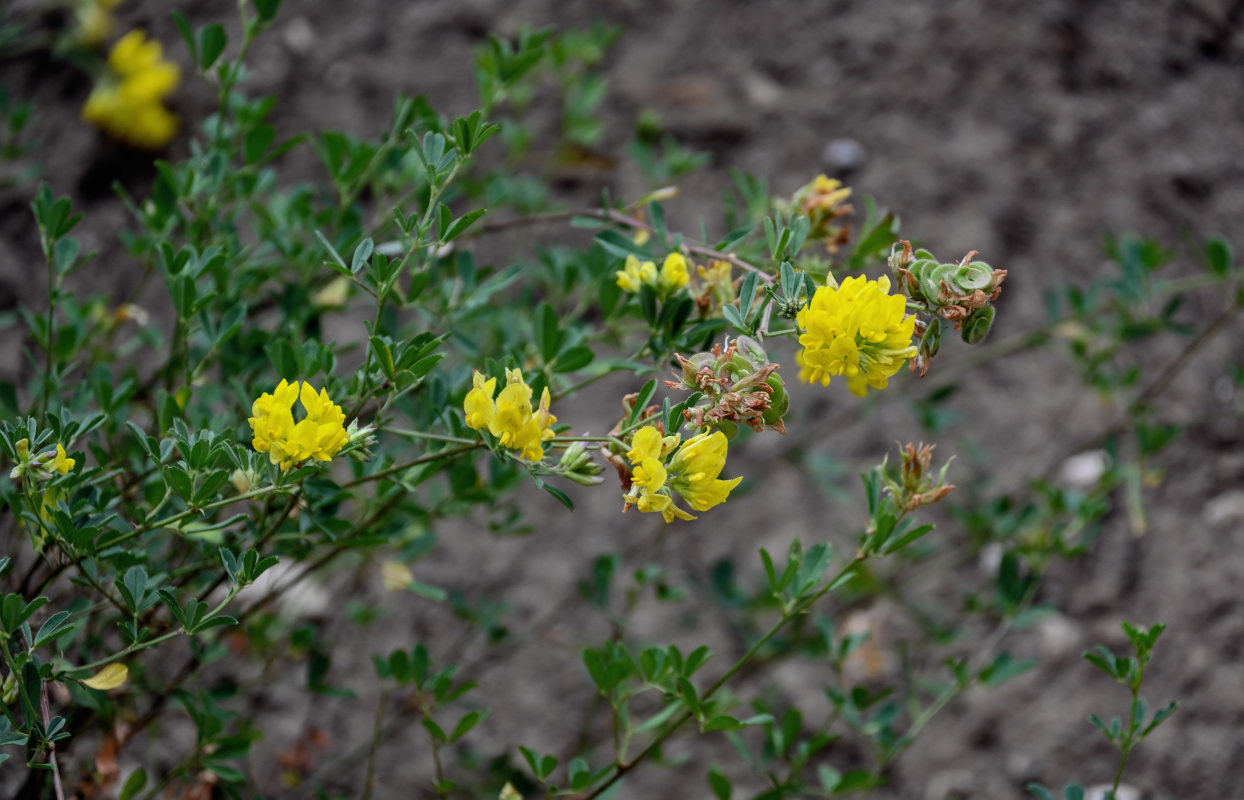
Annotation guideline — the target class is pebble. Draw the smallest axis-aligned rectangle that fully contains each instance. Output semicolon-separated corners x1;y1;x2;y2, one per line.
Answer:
1203;490;1244;526
820;137;868;176
1058;450;1110;489
283;16;316;54
1036;612;1082;659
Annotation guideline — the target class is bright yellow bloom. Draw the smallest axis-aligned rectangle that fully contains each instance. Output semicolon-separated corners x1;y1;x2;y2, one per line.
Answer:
466;369;557;462
249;380;349;470
82;29;180;149
660;253;689;292
464;371;498;430
667;431;741;512
49;444;76;476
622;426;740;522
796;275;916;396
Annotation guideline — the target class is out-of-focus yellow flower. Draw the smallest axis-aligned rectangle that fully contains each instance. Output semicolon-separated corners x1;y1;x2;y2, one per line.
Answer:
249;380;349;470
796;275;916;396
659;253;689;292
615;253;689;295
621;426;740;523
464;369;556;462
83;29;180;149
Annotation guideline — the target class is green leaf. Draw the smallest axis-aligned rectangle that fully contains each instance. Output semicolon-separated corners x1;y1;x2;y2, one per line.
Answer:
535;302;562;363
702;715;744;731
449;709;487;742
119;768;147;800
421;717;448;743
979;652;1036;686
171;275;196;317
443;208;487;242
541;483;574;511
708;766;732;800
314;230;351;276
1062;784;1085;800
253;0;282;23
352;238;375;275
553;345;594;373
171;11;197;65
198;24;227;71
1026;785;1056;800
33;610;75;648
54;237;80;275
1206;237;1233;278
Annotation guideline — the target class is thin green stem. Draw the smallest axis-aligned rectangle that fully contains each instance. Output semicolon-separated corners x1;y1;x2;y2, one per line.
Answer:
343;442;483;488
103;484;285;549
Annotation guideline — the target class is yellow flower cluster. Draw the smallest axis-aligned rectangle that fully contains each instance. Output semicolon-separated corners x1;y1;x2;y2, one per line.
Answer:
463;369;557;462
796;275;917;396
249;380;349;470
622;426;742;523
83;29;180;149
615;253;689;294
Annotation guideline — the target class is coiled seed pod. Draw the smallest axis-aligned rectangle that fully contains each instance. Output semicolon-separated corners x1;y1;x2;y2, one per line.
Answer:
960;305;995;344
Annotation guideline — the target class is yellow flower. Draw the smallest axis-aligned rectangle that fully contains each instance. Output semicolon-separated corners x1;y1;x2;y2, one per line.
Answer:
49;444;75;476
796;275;916;396
470;369;556;462
666;431;741;512
82;29;180;149
249;380;349;470
463;371;498;430
660;253;689;292
622;426;740;522
616;252;692;296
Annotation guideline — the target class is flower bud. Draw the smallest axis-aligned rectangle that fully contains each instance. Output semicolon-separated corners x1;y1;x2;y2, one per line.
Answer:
557;441;605;486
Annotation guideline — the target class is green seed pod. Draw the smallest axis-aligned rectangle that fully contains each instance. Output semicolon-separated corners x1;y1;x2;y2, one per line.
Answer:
960;305;995;345
919;317;942;358
921;263;957;305
907;258;939;302
954;261;994;291
714;420;740;440
761;374;789;425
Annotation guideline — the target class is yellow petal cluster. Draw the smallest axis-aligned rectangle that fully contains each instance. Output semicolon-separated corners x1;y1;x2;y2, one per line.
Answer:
249;380;349;470
622;426;741;523
463;369;557;462
615;253;690;294
49;444;76;476
82;29;180;149
796;275;916;396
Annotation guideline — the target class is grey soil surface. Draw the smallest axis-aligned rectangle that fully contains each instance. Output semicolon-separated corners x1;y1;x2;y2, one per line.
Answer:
3;1;1244;798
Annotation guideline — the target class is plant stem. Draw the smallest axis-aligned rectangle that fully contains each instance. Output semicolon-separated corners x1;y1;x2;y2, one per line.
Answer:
343;442;484;488
361;689;389;800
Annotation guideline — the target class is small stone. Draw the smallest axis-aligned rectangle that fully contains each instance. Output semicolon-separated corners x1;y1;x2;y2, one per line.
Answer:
1204;490;1244;526
1058;450;1110;489
1036;613;1082;659
741;71;784;111
1085;784;1140;800
820;137;867;175
978;542;1003;575
282;16;316;54
1005;751;1038;782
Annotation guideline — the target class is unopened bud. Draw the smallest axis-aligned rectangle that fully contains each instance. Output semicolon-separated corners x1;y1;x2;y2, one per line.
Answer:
557;441;604;486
